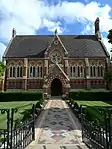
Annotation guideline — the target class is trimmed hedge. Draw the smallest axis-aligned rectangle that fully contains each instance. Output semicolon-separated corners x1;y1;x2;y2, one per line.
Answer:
0;92;43;102
69;90;112;101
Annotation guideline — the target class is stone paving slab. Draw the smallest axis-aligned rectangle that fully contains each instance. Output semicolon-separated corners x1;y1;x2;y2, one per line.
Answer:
26;144;88;149
37;100;79;144
26;98;88;149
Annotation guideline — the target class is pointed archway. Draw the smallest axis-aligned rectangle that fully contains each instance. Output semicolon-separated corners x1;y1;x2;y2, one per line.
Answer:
51;78;62;96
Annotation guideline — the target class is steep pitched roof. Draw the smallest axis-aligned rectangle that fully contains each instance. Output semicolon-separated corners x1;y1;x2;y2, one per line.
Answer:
3;35;110;58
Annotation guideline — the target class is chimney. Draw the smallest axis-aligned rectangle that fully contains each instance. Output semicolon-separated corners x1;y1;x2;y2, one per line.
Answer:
12;28;16;37
94;17;101;40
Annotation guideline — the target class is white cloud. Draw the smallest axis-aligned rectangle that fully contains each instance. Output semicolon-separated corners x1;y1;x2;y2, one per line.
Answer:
0;0;112;55
42;19;63;33
103;38;112;54
0;42;6;60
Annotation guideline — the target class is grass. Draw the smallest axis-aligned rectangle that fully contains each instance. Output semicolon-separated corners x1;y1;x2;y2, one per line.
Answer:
73;100;112;125
0;101;39;129
75;100;112;107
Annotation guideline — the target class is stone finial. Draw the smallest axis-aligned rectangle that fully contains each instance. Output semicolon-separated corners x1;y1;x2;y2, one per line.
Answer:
12;28;16;37
94;17;100;34
94;17;101;40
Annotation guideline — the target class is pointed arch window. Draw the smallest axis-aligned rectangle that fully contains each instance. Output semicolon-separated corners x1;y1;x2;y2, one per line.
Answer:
70;65;84;78
29;65;43;78
90;65;97;77
17;66;23;78
97;65;104;77
77;66;80;77
93;66;96;77
29;66;36;77
9;66;16;78
101;66;103;77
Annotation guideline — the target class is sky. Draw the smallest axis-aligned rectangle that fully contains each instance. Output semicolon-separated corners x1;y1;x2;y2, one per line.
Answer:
0;0;112;60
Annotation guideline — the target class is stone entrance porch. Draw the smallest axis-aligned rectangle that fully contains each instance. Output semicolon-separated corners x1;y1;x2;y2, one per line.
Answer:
43;74;70;98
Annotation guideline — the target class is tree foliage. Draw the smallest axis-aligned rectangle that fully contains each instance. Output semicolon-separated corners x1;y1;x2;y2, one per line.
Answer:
104;71;112;84
107;29;112;44
0;61;5;78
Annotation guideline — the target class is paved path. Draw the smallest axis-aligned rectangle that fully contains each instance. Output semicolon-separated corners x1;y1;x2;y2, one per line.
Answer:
26;97;88;149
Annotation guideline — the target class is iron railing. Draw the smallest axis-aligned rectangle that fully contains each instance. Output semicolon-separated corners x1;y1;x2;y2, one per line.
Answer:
81;105;112;149
0;104;36;149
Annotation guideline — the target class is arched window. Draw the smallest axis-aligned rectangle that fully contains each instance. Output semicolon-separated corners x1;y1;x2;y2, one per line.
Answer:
9;66;16;78
97;65;104;77
77;66;80;77
29;65;43;78
70;65;84;78
90;66;93;77
93;66;96;77
100;66;103;77
98;66;100;77
17;66;23;77
90;65;97;77
80;66;83;77
29;66;36;77
70;66;72;77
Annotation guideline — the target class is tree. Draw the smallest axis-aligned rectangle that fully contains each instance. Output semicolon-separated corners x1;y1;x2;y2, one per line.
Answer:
0;61;5;78
104;71;112;90
107;29;112;44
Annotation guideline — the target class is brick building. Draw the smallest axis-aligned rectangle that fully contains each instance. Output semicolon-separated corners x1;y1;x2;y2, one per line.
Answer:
2;17;111;96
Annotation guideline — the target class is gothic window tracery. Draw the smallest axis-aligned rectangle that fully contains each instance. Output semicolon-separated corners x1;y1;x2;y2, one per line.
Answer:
70;65;84;78
29;65;43;78
17;66;23;78
9;66;16;78
90;64;104;78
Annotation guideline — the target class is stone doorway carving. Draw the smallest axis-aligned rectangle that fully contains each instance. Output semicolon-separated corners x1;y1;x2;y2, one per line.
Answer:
51;78;62;96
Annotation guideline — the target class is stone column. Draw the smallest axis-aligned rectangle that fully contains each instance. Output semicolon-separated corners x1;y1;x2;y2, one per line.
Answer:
65;59;69;75
23;58;28;90
44;59;48;76
85;58;91;89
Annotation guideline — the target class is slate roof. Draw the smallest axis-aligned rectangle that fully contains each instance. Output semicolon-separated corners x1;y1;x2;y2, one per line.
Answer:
4;35;110;58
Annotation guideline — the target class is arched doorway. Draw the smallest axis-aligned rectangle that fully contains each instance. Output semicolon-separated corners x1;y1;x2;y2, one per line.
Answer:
51;78;62;96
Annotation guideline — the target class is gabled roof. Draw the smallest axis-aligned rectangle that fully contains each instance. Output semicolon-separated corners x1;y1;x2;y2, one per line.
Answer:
4;35;110;58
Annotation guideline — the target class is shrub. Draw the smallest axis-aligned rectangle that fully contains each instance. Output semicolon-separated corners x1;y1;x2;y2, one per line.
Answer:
69;90;112;101
0;92;43;102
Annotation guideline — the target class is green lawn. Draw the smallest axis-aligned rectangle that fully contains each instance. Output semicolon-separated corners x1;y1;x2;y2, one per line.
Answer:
73;100;112;125
75;100;112;107
0;101;39;129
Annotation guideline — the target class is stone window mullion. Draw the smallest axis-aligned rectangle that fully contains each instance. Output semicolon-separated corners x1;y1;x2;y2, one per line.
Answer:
35;66;37;77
